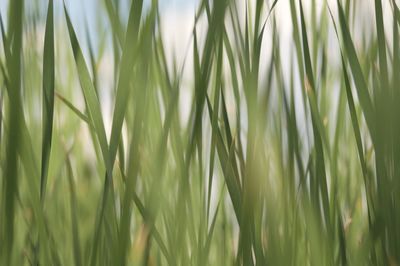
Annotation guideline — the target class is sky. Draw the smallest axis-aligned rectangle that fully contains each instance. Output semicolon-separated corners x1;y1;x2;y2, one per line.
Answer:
0;0;197;34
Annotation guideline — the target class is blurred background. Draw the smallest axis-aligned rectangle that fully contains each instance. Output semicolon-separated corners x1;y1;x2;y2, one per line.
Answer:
1;0;399;265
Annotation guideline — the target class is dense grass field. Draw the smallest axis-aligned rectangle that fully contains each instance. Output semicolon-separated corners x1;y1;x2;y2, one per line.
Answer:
0;0;399;265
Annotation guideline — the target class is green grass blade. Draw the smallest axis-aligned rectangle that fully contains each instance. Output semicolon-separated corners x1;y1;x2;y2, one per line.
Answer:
108;0;143;165
40;0;55;201
207;35;223;221
66;154;82;266
55;92;93;127
2;0;24;264
205;95;241;219
337;0;376;141
299;0;331;229
104;0;124;46
63;3;110;171
63;5;114;265
374;0;388;87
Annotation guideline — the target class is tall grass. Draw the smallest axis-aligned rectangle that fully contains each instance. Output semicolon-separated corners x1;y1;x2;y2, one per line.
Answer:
0;0;399;265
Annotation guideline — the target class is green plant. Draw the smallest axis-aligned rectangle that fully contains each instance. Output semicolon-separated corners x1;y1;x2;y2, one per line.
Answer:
0;0;399;265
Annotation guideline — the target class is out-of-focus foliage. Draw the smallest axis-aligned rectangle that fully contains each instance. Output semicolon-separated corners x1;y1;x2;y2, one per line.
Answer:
0;0;399;265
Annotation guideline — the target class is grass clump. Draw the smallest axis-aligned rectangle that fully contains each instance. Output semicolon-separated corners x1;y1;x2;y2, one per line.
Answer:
0;0;399;265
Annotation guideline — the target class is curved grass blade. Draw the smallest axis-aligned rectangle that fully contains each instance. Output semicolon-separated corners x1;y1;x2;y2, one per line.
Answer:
260;0;280;32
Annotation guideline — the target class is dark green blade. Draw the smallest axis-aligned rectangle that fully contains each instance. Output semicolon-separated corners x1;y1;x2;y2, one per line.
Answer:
40;0;55;201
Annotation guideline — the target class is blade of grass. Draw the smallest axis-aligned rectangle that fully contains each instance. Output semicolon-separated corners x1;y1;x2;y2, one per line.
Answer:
103;0;124;46
374;0;389;87
63;5;114;265
55;92;93;127
63;3;110;172
205;95;241;220
206;35;223;221
40;0;55;201
1;37;52;266
108;0;143;165
299;0;331;232
2;0;24;264
337;0;376;142
66;153;82;266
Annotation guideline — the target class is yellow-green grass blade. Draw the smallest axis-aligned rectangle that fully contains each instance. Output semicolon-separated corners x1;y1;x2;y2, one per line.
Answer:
55;92;93;127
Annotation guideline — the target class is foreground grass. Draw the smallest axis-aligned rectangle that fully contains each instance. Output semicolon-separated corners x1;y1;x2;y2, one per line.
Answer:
0;0;399;265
